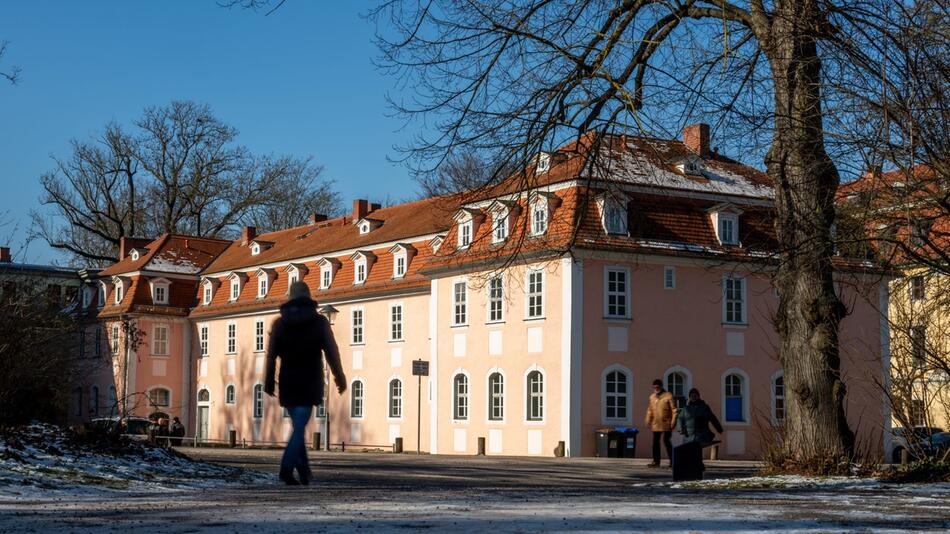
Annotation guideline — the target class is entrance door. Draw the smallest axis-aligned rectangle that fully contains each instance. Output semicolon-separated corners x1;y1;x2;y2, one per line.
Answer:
197;406;209;442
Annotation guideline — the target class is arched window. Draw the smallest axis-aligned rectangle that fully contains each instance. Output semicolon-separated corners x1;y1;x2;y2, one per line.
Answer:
453;374;469;420
604;370;629;420
351;380;364;418
526;370;544;421
225;385;236;405
90;385;100;416
488;372;504;421
389;379;402;418
667;372;687;408
252;385;263;418
149;387;170;408
772;374;785;424
198;388;210;402
724;373;745;422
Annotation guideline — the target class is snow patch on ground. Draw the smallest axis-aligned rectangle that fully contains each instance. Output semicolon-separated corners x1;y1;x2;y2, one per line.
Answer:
0;424;266;497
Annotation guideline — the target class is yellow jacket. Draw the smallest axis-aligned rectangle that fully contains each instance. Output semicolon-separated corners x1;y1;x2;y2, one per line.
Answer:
645;390;678;432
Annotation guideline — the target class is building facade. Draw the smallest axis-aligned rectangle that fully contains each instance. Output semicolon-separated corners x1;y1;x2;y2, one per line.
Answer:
88;125;891;459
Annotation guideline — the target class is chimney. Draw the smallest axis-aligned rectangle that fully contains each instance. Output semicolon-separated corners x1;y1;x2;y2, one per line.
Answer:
242;226;257;245
119;237;130;259
352;199;369;221
370;202;382;212
309;213;328;224
0;247;10;263
683;123;710;158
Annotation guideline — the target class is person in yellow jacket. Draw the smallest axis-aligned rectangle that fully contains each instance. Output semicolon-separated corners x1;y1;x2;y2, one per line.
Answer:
645;378;678;467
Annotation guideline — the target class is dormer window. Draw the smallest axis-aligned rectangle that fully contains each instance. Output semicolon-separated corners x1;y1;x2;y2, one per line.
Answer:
283;264;307;292
350;251;376;285
356;218;382;235
531;199;548;236
430;235;445;254
112;277;129;305
227;272;246;302
203;282;213;305
149;278;171;306
254;268;275;298
130;250;139;261
719;215;737;244
459;221;472;248
600;195;628;235
536;152;551;173
258;276;268;297
492;213;508;243
317;258;341;290
97;283;106;308
249;240;273;256
389;243;416;279
453;208;482;249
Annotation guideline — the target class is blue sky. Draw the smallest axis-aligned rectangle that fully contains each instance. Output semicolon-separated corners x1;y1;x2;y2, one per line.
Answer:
0;1;420;264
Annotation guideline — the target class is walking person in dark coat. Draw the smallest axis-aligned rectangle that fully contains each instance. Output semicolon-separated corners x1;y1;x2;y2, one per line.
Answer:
676;388;724;445
265;281;347;486
169;416;185;446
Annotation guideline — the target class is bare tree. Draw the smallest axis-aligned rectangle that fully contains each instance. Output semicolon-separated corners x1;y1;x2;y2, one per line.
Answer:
33;101;339;266
364;0;950;472
0;40;20;85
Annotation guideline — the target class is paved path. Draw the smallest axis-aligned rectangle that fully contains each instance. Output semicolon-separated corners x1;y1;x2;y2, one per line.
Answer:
2;448;949;533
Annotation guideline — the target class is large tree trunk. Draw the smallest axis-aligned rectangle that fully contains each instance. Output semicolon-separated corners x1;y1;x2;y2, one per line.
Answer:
763;0;854;471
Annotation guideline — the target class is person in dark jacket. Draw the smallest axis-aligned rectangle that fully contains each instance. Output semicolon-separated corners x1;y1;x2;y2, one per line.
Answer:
676;388;724;445
265;281;347;486
169;417;185;446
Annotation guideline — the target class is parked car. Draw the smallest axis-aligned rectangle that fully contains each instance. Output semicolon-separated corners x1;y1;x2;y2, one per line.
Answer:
890;427;946;463
88;416;152;440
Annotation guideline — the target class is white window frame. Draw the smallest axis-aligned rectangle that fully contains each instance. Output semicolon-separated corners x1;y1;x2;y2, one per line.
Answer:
664;366;693;409
388;378;403;419
251;242;261;255
152;282;169;305
390;303;404;341
288;270;299;288
226;322;237;354
601;364;632;424
393;253;407;278
486;369;505;423
909;275;925;301
354;258;367;285
351;308;364;345
452;280;468;326
664;266;676;290
458;220;473;249
148;387;171;408
202;282;213;305
722;275;747;325
604;266;630;319
531;199;548;236
525;269;545;319
225;384;236;405
491;209;509;243
199;325;209;357
350;379;364;419
230;278;241;301
257;275;268;298
453;372;469;422
487;275;504;323
254;319;265;353
111;324;120;356
525;367;545;423
770;370;785;425
321;265;333;289
253;384;264;418
152;324;169;356
114;282;124;304
721;368;750;425
97;283;105;307
717;213;739;245
601;196;628;235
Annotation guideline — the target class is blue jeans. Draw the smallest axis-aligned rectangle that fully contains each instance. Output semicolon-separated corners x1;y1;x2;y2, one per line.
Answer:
280;405;313;477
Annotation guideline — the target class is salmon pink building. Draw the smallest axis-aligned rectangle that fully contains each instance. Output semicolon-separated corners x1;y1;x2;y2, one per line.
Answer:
85;125;892;459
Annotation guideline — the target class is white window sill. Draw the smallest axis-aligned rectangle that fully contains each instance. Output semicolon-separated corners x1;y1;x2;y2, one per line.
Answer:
722;323;748;329
253;350;265;354
603;316;632;323
523;316;546;322
451;419;470;425
450;323;469;329
486;320;506;326
350;343;365;347
225;352;237;356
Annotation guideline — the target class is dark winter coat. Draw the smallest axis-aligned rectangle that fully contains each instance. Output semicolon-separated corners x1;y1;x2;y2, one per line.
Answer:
676;399;724;444
265;297;346;407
